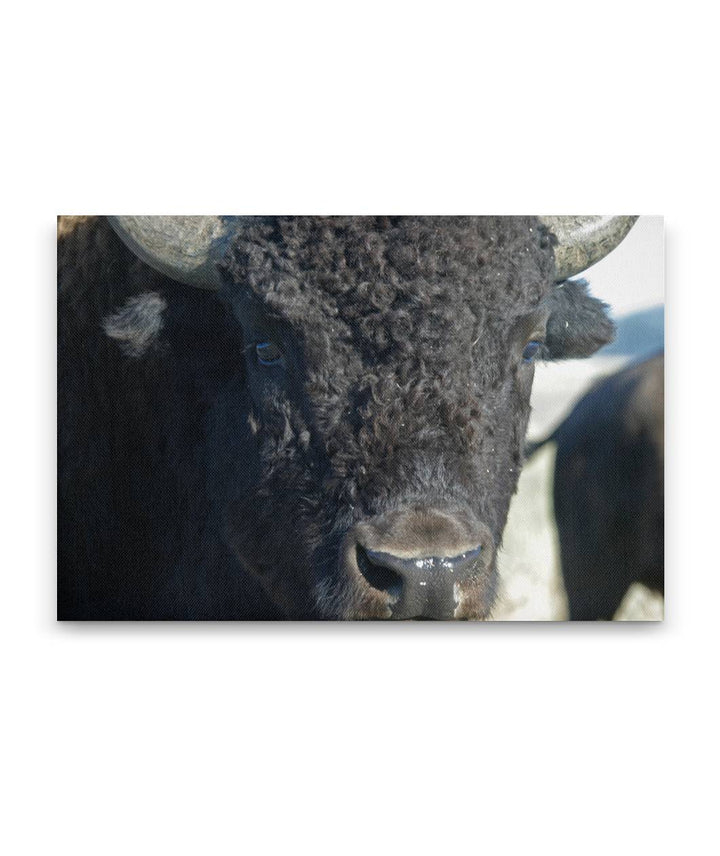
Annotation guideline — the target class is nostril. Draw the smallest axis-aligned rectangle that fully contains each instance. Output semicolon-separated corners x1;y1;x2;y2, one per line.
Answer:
356;545;404;603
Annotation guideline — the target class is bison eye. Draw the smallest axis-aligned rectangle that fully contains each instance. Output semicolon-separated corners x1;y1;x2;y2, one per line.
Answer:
255;341;283;366
522;340;542;363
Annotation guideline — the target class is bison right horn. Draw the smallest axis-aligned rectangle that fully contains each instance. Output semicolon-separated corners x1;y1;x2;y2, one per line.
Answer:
108;215;243;290
540;215;638;281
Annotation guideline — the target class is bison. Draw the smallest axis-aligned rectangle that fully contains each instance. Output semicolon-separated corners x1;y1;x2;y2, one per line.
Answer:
528;352;664;619
57;215;636;620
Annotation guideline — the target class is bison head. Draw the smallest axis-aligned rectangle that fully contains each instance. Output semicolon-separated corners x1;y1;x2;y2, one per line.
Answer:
109;215;634;619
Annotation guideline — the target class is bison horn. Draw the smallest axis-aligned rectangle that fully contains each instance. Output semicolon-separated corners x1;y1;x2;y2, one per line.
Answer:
540;216;638;281
110;215;638;289
108;216;242;290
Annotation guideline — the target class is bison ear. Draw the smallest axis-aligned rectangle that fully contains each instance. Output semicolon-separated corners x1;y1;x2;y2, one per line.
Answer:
543;279;615;359
103;292;167;358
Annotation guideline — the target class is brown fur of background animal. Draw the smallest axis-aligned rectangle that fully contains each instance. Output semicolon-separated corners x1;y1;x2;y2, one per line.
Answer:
544;354;664;620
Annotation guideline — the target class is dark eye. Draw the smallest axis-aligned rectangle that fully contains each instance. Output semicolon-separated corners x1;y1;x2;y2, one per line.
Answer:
522;341;542;363
255;341;283;366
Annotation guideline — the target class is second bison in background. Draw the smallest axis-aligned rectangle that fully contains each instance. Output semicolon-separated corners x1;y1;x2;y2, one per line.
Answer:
532;353;664;620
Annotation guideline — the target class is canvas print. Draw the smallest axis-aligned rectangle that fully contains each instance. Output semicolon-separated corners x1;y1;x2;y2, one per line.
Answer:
57;216;664;620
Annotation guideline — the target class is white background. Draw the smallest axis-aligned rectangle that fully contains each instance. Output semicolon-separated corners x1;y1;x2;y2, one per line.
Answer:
2;2;717;855
581;214;664;316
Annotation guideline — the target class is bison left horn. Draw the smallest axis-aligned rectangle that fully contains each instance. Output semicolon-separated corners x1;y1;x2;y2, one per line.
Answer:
108;216;242;290
540;215;638;281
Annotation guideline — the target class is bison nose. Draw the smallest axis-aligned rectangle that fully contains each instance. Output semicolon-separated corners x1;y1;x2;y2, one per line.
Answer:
356;543;484;619
350;507;493;620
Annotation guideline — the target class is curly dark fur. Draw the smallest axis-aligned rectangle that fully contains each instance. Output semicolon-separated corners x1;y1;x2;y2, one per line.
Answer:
58;216;615;619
